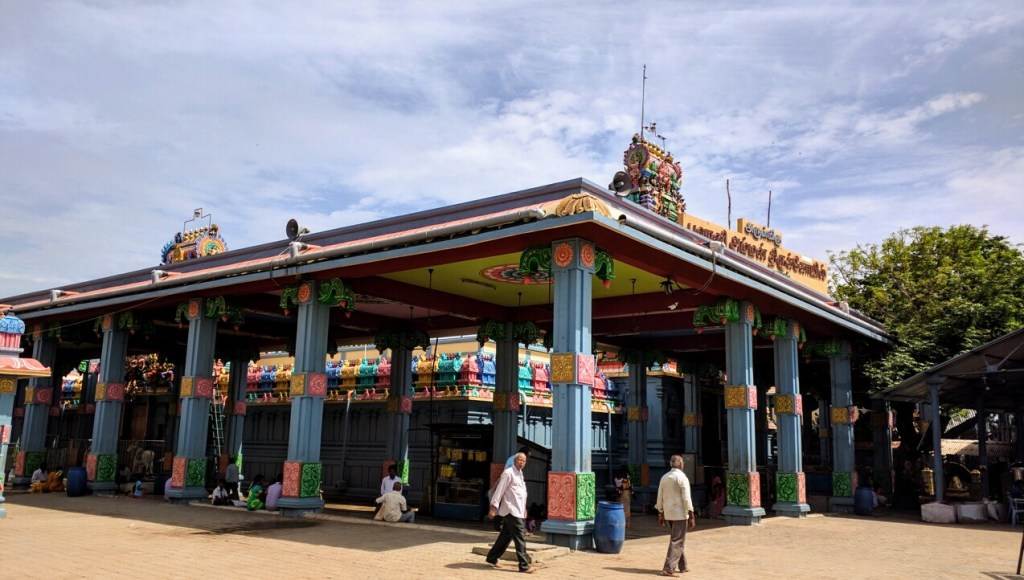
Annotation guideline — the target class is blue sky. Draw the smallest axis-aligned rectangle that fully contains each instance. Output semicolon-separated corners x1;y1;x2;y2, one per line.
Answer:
1;1;1021;297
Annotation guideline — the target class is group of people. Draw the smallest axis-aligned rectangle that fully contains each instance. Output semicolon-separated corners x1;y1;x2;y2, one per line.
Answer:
207;458;283;512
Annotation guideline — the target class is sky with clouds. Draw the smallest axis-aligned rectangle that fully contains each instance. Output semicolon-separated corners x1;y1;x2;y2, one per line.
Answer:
1;1;1022;297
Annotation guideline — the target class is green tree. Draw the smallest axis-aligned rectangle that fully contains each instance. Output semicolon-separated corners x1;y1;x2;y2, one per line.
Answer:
830;225;1024;392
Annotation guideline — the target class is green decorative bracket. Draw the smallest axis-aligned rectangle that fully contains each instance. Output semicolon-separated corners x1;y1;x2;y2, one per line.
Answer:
375;328;431;353
693;298;741;329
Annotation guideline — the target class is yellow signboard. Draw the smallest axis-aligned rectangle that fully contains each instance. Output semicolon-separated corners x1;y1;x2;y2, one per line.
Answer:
679;214;829;294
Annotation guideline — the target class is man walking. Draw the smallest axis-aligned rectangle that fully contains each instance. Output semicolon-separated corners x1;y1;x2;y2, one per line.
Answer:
656;455;696;576
486;452;535;574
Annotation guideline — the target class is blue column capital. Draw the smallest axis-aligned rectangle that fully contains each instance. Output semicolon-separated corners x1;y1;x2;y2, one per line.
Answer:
551;238;597;274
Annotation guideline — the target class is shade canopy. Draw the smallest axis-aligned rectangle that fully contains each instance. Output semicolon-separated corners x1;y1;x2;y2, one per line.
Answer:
874;328;1024;411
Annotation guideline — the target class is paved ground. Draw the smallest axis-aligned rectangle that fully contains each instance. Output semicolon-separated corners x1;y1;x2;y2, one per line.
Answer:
3;493;1022;579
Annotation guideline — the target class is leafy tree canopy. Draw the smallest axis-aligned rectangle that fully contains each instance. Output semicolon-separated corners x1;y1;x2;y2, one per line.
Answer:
830;225;1024;392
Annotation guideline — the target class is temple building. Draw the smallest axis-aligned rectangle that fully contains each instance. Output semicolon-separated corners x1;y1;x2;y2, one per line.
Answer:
0;136;888;548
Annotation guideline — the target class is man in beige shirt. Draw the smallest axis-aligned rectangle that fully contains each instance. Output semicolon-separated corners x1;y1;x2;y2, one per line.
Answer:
655;455;696;576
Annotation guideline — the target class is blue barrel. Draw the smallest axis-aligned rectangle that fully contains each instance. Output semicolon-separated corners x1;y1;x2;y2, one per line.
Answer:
66;467;87;497
594;501;626;554
854;485;874;515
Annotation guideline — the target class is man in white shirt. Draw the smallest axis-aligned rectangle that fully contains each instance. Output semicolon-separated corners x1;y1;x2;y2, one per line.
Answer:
374;482;414;523
486;452;534;574
380;464;402;497
655;455;696;577
30;464;47;484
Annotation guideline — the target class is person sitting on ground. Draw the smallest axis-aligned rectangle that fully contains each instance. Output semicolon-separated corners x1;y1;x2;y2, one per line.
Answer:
212;478;232;506
246;475;266;511
375;481;415;523
225;456;241;500
266;474;283;511
29;463;48;493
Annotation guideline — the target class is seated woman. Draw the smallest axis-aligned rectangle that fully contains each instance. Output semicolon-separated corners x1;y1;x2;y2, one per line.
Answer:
246;475;266;511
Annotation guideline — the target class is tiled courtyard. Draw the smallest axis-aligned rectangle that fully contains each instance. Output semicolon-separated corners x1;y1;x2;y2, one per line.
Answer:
2;493;1019;579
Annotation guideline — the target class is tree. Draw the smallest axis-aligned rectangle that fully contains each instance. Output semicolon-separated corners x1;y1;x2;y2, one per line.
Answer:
830;225;1024;392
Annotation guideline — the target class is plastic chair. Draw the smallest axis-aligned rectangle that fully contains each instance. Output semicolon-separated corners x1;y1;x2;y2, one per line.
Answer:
1009;496;1024;526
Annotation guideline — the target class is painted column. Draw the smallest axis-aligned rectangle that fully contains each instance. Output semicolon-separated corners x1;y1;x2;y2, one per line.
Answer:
0;377;13;517
541;238;596;550
383;345;414;486
87;315;129;492
927;376;945;502
626;360;648;493
279;281;331;515
828;341;857;511
817;398;831;466
167;299;218;501
977;393;988;498
771;320;810;516
871;398;894;497
682;374;702;461
13;331;57;487
224;354;250;468
491;325;519;486
722;301;766;525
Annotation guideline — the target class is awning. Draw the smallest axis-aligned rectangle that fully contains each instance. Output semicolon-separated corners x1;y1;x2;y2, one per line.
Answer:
874;328;1024;411
0;355;51;378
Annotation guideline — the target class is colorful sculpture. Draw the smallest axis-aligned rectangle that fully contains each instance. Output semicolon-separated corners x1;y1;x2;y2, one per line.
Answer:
160;209;228;265
620;134;684;222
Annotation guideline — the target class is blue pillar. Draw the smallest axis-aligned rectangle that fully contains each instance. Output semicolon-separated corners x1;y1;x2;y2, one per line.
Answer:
279;281;331;515
167;299;218;501
87;315;128;492
682;374;701;459
625;362;648;496
13;331;57;487
722;301;766;525
0;379;13;517
927;376;945;502
829;341;856;511
772;320;810;516
541;238;596;550
224;354;249;469
491;326;519;486
384;345;414;485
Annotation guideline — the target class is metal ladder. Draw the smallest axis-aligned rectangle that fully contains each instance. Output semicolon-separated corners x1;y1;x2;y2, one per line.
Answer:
210;384;226;458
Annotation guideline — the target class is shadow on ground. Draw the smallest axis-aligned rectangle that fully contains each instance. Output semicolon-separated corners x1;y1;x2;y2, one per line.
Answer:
7;493;488;553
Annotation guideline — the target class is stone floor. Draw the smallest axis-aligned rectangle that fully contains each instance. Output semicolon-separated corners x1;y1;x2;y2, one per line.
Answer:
3;492;1021;579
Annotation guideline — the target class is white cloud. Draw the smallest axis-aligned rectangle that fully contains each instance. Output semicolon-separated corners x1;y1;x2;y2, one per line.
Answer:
0;1;1021;297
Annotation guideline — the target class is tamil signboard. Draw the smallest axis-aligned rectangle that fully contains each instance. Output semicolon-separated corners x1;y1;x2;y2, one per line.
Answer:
680;214;829;294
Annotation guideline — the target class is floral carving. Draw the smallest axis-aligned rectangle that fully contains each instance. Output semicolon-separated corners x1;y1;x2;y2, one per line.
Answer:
576;354;595;386
580;243;595;268
186;458;206;487
171;456;187;488
549;353;575;383
283;461;301;497
300;463;322;498
297;282;314;304
576;472;596;520
547;472;576;521
188;299;201;320
194;377;214;398
553;242;574;268
307;372;327;397
233;401;247;416
777;472;798;503
85;453;97;481
833;471;854;497
96;454;117;482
